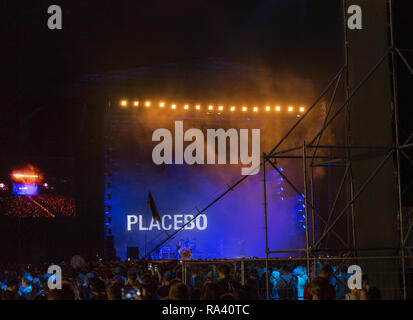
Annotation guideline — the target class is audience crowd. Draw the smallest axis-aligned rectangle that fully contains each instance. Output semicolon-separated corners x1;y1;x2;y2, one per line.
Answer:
0;258;382;300
34;195;76;217
0;195;75;218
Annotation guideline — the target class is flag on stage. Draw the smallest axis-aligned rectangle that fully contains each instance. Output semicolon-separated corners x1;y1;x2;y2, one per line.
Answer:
148;192;161;222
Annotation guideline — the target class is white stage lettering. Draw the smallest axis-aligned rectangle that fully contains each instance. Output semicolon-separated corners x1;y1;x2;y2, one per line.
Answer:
127;214;208;231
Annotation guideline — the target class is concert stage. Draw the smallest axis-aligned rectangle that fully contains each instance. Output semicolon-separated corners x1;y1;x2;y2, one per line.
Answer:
104;96;327;261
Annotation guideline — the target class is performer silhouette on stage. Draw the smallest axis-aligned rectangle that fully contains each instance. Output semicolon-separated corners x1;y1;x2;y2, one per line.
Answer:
176;238;195;260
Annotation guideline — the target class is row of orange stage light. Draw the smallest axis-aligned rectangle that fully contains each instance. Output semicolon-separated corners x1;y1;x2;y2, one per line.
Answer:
119;100;305;113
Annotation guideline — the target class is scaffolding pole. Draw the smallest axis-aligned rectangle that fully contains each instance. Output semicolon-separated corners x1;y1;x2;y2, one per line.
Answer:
262;152;270;300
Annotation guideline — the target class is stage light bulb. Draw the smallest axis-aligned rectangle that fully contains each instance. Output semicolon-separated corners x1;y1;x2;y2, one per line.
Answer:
159;102;165;107
253;107;258;112
275;106;281;111
133;101;139;107
218;105;223;111
171;104;176;109
265;106;271;111
120;100;128;107
288;106;293;112
208;105;213;110
242;106;247;112
184;104;189;110
299;106;305;112
230;106;235;111
145;101;151;107
195;105;201;110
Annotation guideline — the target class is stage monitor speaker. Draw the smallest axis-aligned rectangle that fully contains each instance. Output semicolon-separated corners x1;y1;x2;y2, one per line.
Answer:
345;0;400;298
127;246;140;260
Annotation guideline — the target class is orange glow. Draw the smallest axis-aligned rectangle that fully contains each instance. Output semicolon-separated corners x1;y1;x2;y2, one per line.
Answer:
230;106;236;111
242;106;247;112
184;104;189;110
133;101;139;107
299;106;305;112
275;106;281;111
120;100;128;107
208;105;213;110
11;165;43;184
288;106;293;112
253;107;258;112
171;104;176;109
265;106;271;111
159;102;165;107
13;173;39;179
218;105;223;111
145;101;151;107
195;105;201;110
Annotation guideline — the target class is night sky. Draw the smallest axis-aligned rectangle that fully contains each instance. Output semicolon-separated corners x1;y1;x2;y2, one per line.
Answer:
1;1;343;124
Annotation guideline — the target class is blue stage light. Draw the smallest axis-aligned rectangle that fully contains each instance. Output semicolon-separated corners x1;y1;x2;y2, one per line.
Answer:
13;183;38;196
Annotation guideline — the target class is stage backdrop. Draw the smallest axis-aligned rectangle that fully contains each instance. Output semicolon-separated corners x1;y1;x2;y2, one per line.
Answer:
104;103;323;260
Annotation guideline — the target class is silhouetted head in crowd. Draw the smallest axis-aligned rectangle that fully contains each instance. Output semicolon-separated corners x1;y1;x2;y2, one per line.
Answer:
339;264;348;275
162;271;173;285
235;285;259;300
144;279;159;300
1;278;19;300
217;265;230;279
47;280;78;300
281;264;292;275
309;277;329;300
89;277;107;299
361;274;382;300
246;278;259;296
106;282;123;300
220;293;235;300
319;264;334;281
6;277;19;292
21;275;32;289
249;269;258;279
126;272;137;285
169;278;182;287
190;287;201;300
362;274;370;289
201;282;220;300
168;282;189;300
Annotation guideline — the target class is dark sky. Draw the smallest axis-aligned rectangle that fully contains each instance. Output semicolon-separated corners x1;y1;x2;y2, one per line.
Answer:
1;1;343;105
0;0;412;159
